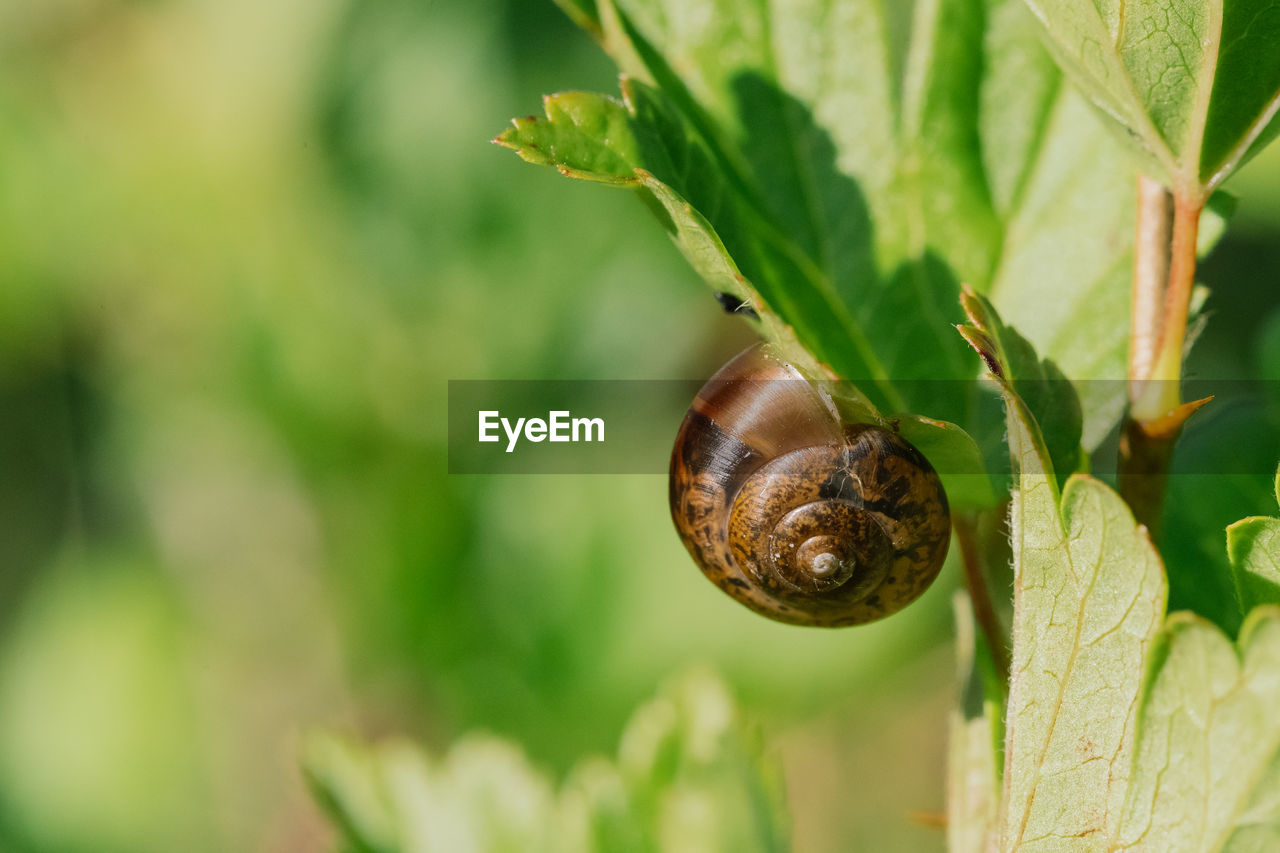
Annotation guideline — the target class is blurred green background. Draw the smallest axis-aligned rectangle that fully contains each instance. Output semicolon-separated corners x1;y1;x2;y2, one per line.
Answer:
1;1;1279;851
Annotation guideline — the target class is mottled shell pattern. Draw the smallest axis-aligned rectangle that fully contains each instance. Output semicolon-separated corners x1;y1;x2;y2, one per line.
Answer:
669;345;951;627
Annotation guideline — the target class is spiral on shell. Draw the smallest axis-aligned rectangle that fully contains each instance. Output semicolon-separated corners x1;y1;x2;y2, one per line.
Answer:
669;345;951;627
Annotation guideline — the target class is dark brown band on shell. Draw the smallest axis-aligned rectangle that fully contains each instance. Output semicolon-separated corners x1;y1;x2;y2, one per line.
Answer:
669;346;951;627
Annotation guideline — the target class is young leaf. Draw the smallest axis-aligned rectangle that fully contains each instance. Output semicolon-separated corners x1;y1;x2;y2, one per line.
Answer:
1226;465;1280;615
958;287;1083;487
1023;0;1280;196
960;293;1168;849
1117;607;1280;850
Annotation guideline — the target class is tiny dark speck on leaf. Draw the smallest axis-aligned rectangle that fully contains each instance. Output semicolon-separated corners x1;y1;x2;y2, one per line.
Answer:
714;292;759;319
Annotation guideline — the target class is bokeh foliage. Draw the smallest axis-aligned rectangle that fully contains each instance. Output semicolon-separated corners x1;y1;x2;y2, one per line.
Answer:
0;1;949;850
1;0;1279;851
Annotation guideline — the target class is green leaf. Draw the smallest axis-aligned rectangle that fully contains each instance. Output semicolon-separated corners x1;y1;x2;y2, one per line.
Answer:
960;293;1280;850
498;92;646;184
1227;465;1280;614
947;593;1003;853
1200;4;1280;189
304;733;403;853
612;669;790;853
496;82;884;420
1117;607;1280;850
958;287;1083;488
304;733;559;853
982;87;1137;448
305;670;788;853
1159;395;1280;634
960;294;1168;849
1022;0;1280;196
897;414;1000;510
500;0;1141;459
551;0;602;38
998;477;1167;848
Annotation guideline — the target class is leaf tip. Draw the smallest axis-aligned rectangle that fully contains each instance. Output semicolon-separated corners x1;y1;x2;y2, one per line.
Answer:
957;325;1003;381
958;284;985;323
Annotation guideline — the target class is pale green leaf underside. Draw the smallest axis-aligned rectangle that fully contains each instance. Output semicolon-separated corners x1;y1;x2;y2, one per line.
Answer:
962;293;1167;850
985;89;1135;447
1023;0;1280;195
1117;608;1280;851
1001;470;1166;850
963;297;1280;852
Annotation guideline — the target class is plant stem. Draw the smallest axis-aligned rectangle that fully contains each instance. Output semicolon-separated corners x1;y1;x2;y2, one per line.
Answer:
1128;175;1173;395
1120;177;1205;535
1117;418;1177;540
954;515;1009;687
1150;193;1202;412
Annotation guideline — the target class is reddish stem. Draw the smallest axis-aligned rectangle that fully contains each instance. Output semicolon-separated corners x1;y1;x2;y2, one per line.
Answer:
953;515;1009;687
1121;180;1205;534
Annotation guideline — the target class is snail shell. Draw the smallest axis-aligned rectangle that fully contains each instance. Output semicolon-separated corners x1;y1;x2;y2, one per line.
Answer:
669;345;951;627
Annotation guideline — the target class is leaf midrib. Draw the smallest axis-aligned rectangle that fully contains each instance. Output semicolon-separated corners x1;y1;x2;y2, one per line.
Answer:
1008;478;1103;850
1182;0;1225;197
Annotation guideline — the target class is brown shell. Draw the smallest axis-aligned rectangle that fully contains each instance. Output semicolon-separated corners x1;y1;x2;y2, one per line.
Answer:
669;346;951;627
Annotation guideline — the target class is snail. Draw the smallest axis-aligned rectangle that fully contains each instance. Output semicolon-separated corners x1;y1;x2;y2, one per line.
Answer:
669;345;951;627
